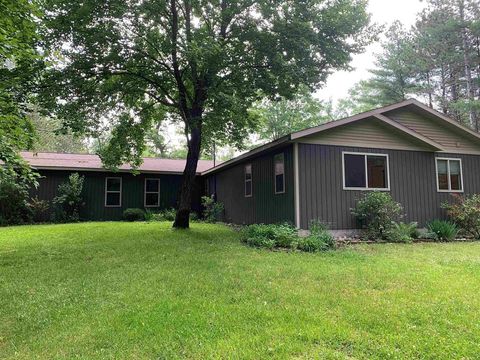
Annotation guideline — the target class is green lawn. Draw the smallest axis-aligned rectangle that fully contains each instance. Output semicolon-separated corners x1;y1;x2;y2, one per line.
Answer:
1;223;480;359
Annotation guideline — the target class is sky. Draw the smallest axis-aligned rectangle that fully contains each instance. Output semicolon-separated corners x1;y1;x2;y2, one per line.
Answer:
316;0;427;103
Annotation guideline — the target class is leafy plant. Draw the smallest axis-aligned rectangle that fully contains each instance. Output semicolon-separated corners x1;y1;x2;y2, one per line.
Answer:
351;192;403;241
52;173;85;222
443;194;480;239
295;232;335;252
0;170;33;225
123;208;146;222
388;222;419;243
241;223;297;250
426;220;458;242
201;196;224;223
28;197;50;223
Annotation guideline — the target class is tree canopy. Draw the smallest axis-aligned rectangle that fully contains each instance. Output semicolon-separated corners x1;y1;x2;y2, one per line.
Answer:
40;0;374;227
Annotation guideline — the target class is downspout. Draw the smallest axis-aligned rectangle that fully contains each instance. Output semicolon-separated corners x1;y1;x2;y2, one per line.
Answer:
293;142;301;229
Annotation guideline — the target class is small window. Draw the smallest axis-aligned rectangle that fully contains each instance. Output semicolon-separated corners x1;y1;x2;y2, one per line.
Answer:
144;179;160;207
436;158;463;192
245;164;252;197
105;177;122;207
274;153;285;194
343;152;389;190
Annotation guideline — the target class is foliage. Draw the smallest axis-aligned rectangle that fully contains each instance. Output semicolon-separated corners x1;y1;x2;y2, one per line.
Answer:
351;192;403;241
0;0;43;173
123;208;146;222
295;232;335;252
0;170;33;225
201;196;224;223
426;219;458;242
241;223;298;250
28;197;50;223
388;222;419;243
250;85;335;142
339;0;480;128
146;208;177;222
39;0;374;228
53;173;85;222
443;194;480;239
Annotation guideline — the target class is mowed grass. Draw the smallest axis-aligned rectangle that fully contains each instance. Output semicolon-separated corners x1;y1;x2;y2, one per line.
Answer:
1;223;480;359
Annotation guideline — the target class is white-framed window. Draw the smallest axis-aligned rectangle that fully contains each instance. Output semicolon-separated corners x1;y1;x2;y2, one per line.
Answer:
144;178;160;207
274;153;285;194
436;158;463;193
245;164;252;197
105;177;122;207
342;152;390;191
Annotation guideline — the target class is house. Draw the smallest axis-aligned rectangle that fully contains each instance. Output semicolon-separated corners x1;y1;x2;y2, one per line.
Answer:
23;99;480;230
203;99;480;231
23;152;213;221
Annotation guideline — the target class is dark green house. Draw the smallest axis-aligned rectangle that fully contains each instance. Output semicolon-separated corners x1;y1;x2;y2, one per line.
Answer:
24;152;213;221
24;100;480;232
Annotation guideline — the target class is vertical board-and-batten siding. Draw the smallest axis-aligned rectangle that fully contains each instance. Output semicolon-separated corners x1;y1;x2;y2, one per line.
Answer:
33;170;199;220
211;145;295;225
298;144;480;230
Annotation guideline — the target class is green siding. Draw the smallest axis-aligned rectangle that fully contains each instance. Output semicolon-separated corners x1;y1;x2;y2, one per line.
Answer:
33;170;198;221
208;145;295;225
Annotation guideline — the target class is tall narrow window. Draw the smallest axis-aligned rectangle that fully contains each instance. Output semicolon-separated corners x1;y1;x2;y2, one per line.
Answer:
144;179;160;207
274;153;285;194
245;164;252;197
436;158;463;192
343;152;389;190
105;177;122;207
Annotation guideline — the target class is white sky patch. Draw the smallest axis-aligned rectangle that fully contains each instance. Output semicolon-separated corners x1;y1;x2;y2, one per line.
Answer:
316;0;427;103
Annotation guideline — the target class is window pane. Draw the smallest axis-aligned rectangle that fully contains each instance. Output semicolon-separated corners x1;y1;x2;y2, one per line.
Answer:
245;164;252;180
106;192;120;206
449;160;462;190
107;178;121;192
437;160;449;190
367;156;387;189
344;154;366;188
245;180;252;197
145;193;159;206
275;174;284;193
146;179;159;193
274;153;284;175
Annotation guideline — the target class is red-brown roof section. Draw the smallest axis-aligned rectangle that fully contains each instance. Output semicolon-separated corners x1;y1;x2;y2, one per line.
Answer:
21;152;215;174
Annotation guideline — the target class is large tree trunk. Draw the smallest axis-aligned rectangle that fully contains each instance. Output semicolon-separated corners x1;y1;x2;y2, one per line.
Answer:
173;114;202;229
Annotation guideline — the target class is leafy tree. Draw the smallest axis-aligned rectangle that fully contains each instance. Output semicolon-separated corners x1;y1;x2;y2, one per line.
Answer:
0;0;42;181
30;112;87;153
250;86;335;142
53;173;85;222
40;0;373;228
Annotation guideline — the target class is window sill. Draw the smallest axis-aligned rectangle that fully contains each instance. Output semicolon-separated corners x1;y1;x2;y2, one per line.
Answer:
343;187;390;191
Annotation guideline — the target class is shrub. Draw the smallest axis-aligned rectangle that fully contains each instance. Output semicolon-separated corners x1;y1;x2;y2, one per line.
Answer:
123;208;146;221
388;222;419;243
53;173;85;222
28;197;50;223
241;223;297;249
443;194;480;239
295;232;335;252
351;192;403;241
0;171;32;225
426;219;458;242
201;195;224;223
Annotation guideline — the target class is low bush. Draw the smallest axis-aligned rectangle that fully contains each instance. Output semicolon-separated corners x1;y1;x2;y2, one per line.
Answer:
351;192;403;241
201;196;224;223
426;219;458;242
28;197;50;223
388;222;419;243
443;194;480;239
295;232;335;252
123;208;146;222
241;222;334;252
241;223;297;249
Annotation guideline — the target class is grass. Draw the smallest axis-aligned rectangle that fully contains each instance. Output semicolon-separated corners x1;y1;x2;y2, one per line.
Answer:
1;222;480;359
